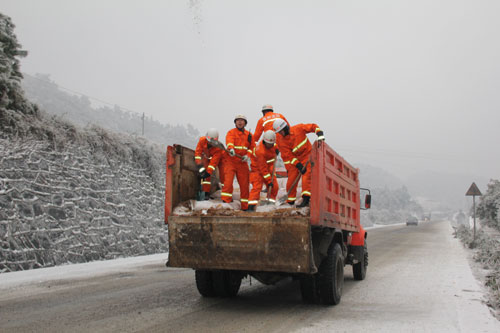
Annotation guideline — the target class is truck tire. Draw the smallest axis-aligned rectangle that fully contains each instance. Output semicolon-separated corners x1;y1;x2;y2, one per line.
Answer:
300;274;320;304
212;270;242;297
353;242;368;281
318;242;344;305
195;270;216;297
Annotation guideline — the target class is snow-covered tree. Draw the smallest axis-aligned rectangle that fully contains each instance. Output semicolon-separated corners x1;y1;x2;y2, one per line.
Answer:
0;12;34;114
477;179;500;230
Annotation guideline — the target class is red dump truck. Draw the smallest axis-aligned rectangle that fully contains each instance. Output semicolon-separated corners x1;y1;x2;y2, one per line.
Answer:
164;141;371;305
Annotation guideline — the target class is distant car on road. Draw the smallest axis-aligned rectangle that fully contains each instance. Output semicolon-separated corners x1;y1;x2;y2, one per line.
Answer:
406;216;419;226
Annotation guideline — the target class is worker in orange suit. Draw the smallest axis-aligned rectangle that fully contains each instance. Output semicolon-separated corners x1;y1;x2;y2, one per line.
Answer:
253;104;290;143
273;119;325;207
247;130;280;211
221;115;254;211
194;128;226;200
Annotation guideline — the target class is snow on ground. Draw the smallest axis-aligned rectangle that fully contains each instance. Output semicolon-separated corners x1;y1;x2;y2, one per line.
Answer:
0;253;168;290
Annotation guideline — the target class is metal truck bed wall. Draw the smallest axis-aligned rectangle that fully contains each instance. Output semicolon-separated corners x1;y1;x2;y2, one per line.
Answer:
309;143;360;232
168;215;313;273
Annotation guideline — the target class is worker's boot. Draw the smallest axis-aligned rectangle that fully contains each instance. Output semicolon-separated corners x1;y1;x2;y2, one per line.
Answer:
297;196;310;208
247;205;256;212
204;192;210;200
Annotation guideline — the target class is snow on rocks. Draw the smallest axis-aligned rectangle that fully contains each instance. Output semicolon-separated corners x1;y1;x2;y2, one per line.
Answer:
0;137;167;273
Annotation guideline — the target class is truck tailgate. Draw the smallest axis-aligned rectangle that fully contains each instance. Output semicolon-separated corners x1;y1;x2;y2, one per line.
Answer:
167;215;314;274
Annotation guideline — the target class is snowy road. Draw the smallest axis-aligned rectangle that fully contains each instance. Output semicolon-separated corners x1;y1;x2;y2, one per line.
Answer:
1;220;499;332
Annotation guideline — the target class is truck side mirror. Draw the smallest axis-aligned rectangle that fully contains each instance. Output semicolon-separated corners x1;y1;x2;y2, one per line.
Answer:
364;194;371;209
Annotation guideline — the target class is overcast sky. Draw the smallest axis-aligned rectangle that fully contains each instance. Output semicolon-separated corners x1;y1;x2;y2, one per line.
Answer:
2;0;499;180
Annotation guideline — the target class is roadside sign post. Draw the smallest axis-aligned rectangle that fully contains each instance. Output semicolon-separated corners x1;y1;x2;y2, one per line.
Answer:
465;182;482;246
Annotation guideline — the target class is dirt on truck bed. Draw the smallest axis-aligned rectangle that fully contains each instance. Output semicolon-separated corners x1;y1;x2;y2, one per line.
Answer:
172;196;310;218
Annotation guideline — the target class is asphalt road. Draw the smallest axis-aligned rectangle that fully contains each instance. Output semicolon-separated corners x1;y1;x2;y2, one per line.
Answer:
1;220;499;332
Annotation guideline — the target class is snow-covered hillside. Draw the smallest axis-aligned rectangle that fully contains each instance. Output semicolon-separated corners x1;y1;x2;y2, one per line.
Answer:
0;13;167;273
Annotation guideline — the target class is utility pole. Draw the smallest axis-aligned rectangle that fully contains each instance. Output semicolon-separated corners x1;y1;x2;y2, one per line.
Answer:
142;112;145;136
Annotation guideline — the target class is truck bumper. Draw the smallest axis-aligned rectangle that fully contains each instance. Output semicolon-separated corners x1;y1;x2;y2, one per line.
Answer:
167;215;314;274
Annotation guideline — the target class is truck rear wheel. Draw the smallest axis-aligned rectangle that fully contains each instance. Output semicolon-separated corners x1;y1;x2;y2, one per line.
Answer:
300;274;320;304
195;270;216;297
212;270;242;297
353;242;368;281
319;242;344;305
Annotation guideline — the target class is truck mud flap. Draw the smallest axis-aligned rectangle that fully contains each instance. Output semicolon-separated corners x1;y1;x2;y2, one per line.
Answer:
167;216;314;274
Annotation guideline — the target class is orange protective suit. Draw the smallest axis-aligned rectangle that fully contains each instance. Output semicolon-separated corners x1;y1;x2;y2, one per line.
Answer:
194;136;226;193
276;123;322;203
248;141;279;208
221;128;255;210
253;112;290;143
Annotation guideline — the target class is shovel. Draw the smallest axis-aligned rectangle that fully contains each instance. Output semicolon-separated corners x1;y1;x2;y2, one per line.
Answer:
195;175;205;201
260;160;276;205
277;160;310;205
209;139;245;160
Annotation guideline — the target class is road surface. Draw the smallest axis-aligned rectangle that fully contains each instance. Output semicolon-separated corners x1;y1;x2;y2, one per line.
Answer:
1;220;499;332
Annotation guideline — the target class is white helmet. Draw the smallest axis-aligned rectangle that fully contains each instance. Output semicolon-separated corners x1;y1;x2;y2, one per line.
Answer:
273;118;287;133
206;128;219;141
234;114;247;125
261;104;273;113
262;130;276;144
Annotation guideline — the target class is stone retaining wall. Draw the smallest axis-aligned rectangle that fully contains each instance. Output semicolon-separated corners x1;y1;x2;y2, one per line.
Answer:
0;138;167;272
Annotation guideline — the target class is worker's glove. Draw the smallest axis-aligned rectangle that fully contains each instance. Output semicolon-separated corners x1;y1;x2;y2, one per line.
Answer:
228;148;236;157
316;131;325;142
296;162;307;175
248;133;252;143
241;155;249;163
267;181;274;188
199;167;210;179
275;148;280;155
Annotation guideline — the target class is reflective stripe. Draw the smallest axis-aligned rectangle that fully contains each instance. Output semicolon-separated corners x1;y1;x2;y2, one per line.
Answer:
317;136;325;140
315;127;321;133
263;118;275;126
249;200;259;205
288;197;296;201
263;174;271;179
291;158;298;165
227;143;235;148
266;158;275;163
247;150;252;154
302;191;311;196
292;138;308;153
268;199;276;203
208;165;215;171
199;167;206;172
195;156;202;160
283;160;291;165
201;181;211;185
234;145;248;150
221;192;233;197
240;199;248;203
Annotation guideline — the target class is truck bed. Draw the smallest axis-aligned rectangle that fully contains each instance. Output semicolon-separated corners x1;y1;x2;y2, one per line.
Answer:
168;215;314;273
